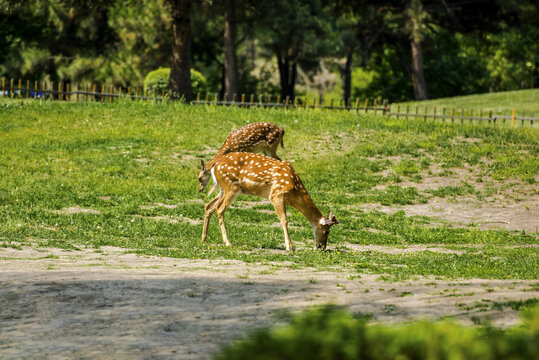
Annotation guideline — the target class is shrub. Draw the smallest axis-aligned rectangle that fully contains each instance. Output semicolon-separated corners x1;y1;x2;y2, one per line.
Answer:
143;68;207;96
215;304;539;360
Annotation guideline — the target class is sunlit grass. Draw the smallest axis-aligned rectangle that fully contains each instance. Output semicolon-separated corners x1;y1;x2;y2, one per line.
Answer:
0;98;537;279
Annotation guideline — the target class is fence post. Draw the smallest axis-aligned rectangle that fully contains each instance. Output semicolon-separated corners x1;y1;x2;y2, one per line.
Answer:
460;108;464;124
406;106;409;119
18;79;22;98
241;93;245;107
480;109;483;124
59;82;63;101
34;80;38;99
531;111;534;126
423;106;427;121
511;109;516;128
10;78;14;98
364;99;368;113
470;109;474;124
330;98;334;109
1;77;4;96
250;94;254;106
415;105;418;119
521;110;525;127
67;83;70;101
373;99;377;115
26;80;29;98
396;105;400;120
442;108;445;122
451;108;455;124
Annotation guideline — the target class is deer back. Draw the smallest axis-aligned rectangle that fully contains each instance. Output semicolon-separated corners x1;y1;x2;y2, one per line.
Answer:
217;122;284;156
212;152;303;199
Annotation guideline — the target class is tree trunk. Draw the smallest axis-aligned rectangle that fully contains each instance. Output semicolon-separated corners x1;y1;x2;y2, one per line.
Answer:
277;54;296;101
342;48;353;104
410;37;428;100
224;0;238;101
169;0;192;102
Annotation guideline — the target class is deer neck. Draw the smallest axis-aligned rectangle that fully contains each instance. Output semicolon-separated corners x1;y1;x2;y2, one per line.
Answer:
206;156;220;170
291;191;324;227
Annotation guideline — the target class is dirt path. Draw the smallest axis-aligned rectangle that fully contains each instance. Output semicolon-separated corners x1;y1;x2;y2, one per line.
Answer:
1;246;537;359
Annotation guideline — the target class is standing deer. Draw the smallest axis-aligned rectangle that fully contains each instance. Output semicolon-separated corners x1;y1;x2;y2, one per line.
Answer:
201;152;339;250
198;122;285;193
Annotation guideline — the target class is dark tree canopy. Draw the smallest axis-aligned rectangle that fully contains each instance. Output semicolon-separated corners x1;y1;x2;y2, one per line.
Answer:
1;0;537;101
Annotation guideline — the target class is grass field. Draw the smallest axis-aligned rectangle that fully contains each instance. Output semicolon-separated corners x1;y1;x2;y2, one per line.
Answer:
396;88;539;113
1;98;538;280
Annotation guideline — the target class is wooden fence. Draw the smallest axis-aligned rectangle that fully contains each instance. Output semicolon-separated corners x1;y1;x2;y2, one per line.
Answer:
1;77;537;127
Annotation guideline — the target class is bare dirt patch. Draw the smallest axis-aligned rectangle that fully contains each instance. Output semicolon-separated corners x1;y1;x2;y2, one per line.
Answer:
358;195;539;233
1;245;536;359
53;206;101;215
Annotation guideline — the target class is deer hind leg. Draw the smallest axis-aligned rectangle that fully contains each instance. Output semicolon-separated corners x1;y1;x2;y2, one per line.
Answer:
270;194;292;251
215;190;239;247
202;194;222;242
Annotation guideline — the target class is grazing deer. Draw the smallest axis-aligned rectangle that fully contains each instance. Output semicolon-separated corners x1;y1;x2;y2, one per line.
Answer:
198;122;285;193
201;152;339;250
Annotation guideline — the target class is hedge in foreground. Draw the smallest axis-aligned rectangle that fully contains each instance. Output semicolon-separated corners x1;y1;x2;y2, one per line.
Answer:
215;305;539;360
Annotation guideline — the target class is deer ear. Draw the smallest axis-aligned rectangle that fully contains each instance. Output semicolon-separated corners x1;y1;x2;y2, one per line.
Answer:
200;159;205;170
328;212;339;225
320;213;339;226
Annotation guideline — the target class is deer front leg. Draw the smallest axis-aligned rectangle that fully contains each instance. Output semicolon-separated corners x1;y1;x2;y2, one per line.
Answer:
202;195;221;242
271;195;292;251
215;191;238;247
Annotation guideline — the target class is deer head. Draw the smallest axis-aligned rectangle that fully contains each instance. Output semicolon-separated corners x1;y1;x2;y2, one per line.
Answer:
314;212;339;249
198;159;211;192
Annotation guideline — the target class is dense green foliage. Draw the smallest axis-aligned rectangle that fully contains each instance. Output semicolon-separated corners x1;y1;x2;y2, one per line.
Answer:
0;1;537;101
0;99;537;279
215;305;539;360
144;68;207;95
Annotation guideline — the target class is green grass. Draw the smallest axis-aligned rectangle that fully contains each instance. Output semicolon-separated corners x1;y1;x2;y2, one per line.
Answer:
1;98;538;279
397;88;539;113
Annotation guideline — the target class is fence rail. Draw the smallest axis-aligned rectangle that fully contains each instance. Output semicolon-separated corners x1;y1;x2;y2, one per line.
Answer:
1;77;537;127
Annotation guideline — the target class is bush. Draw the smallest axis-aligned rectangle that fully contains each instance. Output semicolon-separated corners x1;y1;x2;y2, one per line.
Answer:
215;305;539;360
143;68;207;96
